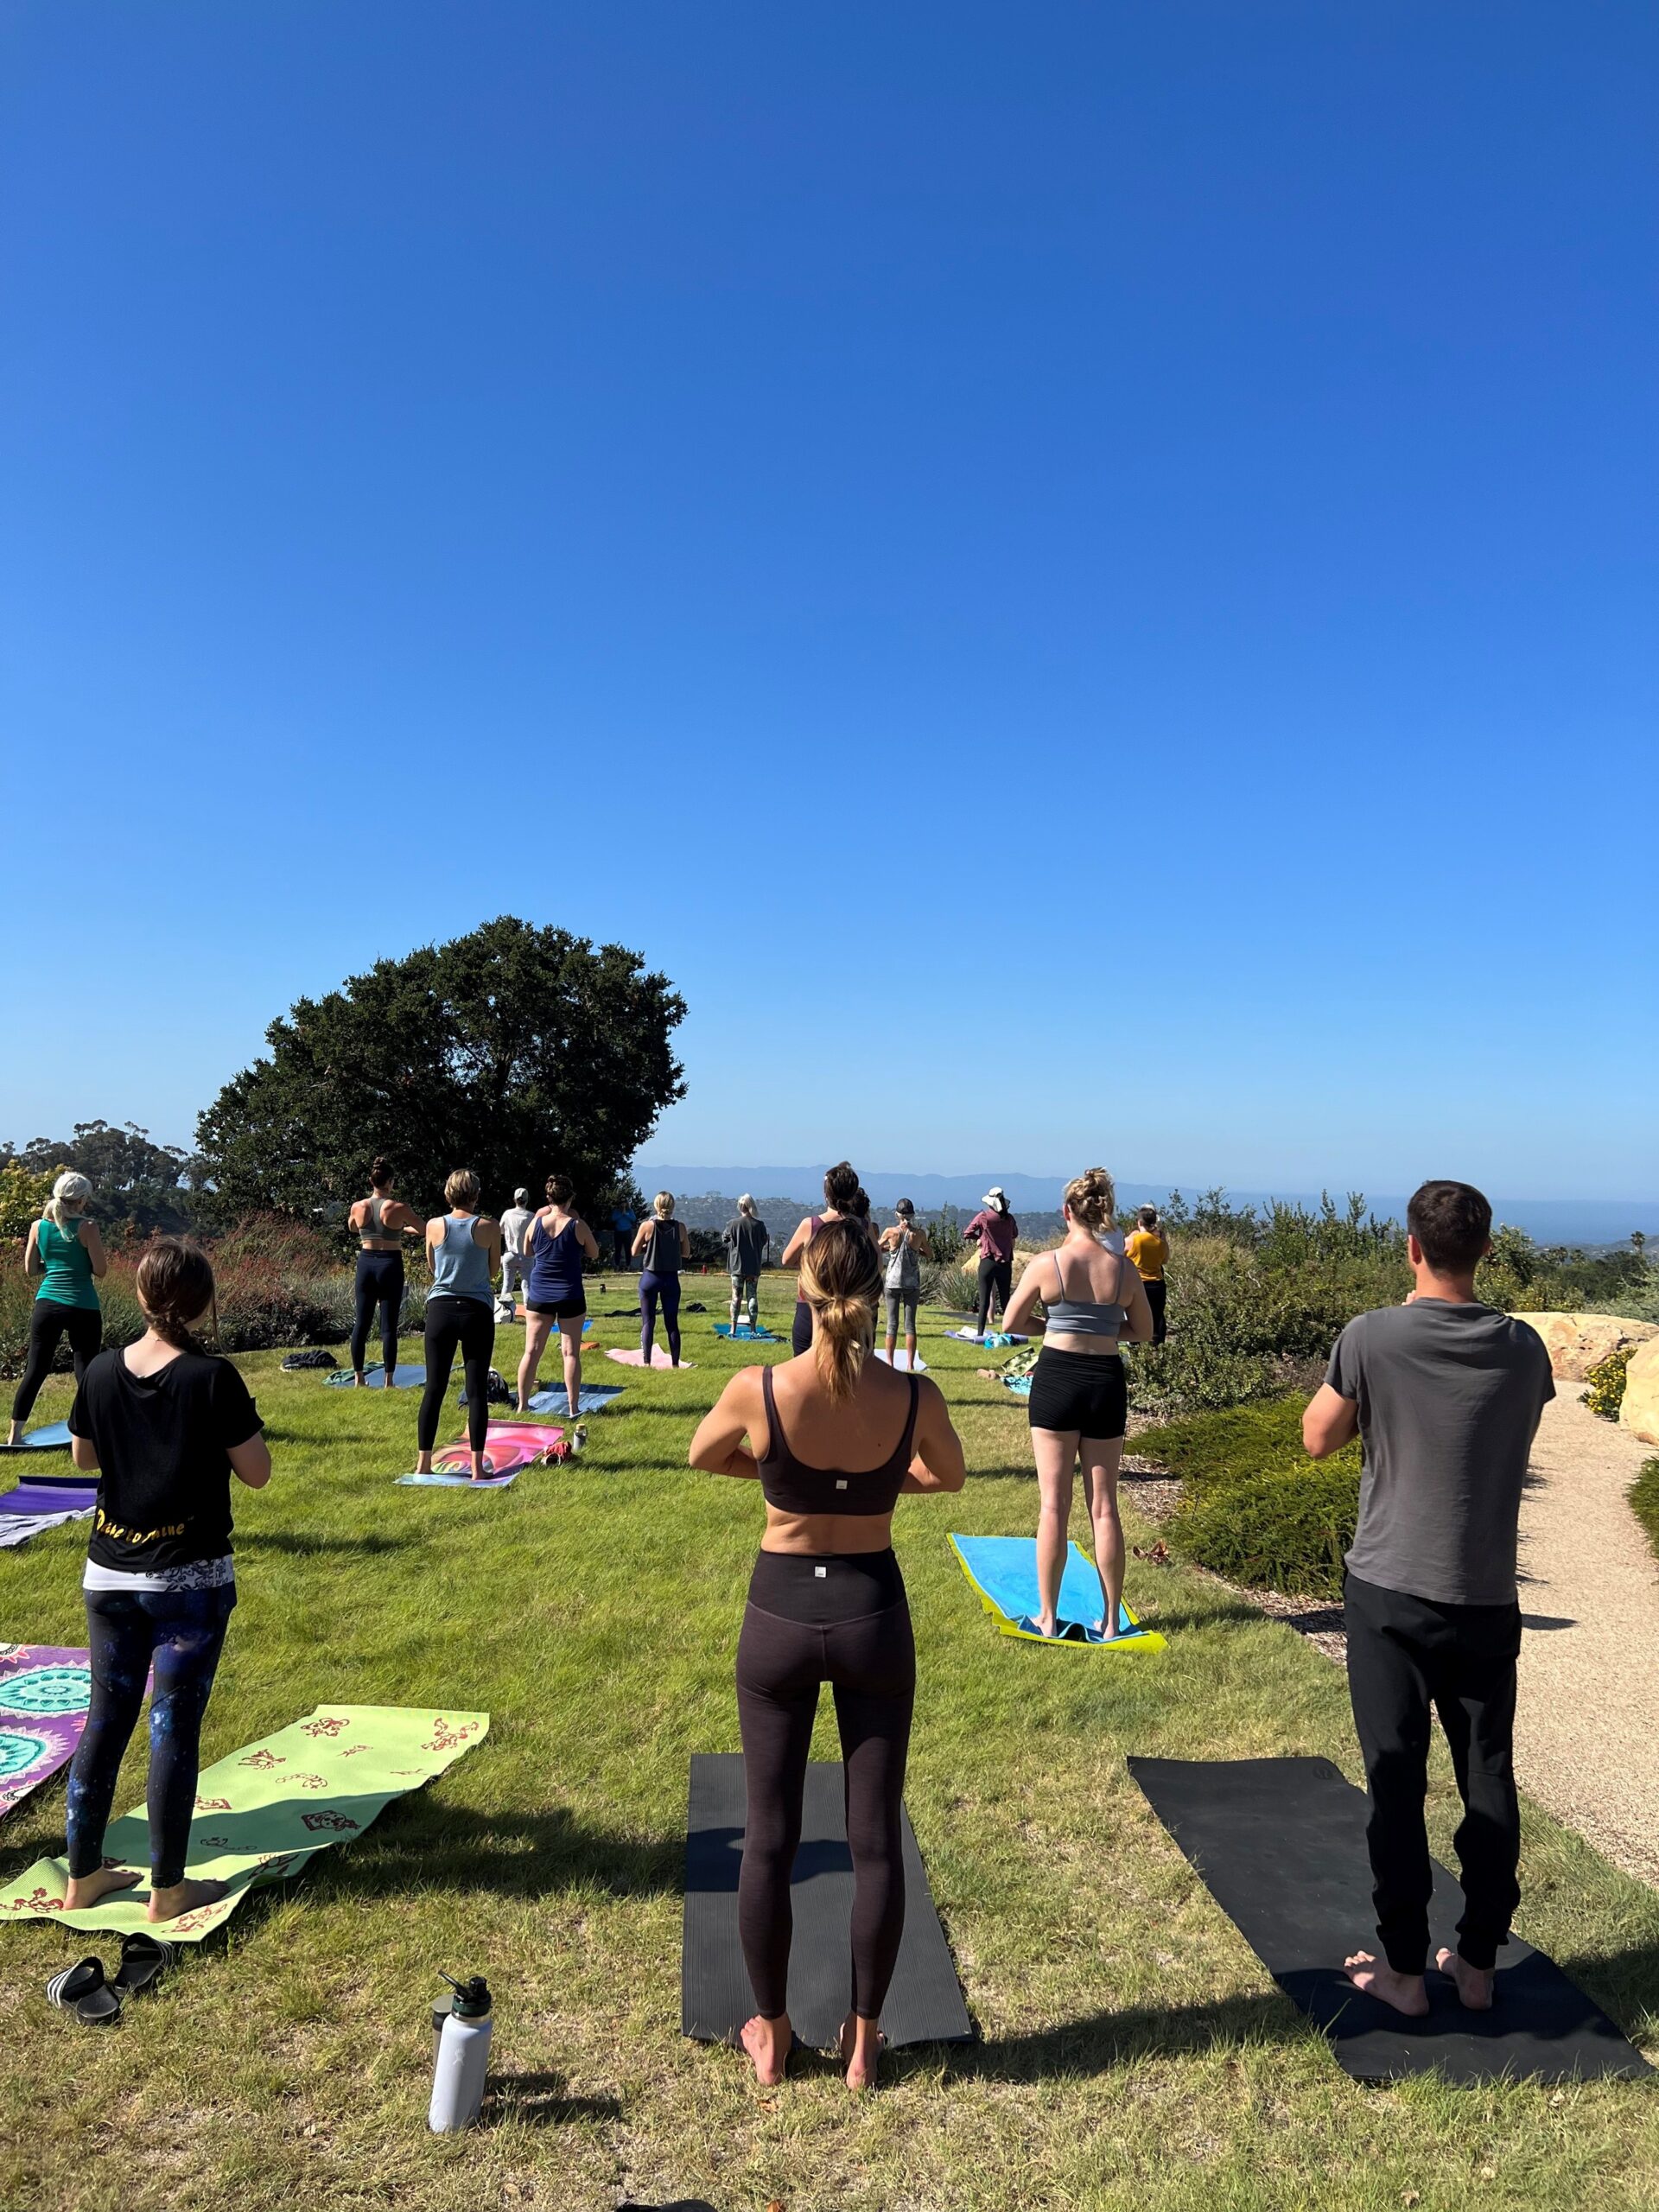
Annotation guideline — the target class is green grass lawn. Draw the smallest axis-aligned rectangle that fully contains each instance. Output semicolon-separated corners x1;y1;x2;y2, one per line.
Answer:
2;1281;1656;2212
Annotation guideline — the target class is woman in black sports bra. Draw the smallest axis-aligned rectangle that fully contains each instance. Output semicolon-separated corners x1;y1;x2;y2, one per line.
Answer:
689;1219;966;2093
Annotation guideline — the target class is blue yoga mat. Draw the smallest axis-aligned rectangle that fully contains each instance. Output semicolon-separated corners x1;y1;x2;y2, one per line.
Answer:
713;1324;781;1341
945;1329;1027;1346
0;1421;73;1452
394;1470;518;1489
0;1480;97;1516
526;1386;623;1414
325;1365;427;1389
950;1534;1166;1650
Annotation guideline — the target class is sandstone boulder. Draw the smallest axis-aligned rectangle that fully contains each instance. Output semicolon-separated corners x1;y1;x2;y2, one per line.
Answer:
1620;1338;1659;1448
1510;1311;1659;1382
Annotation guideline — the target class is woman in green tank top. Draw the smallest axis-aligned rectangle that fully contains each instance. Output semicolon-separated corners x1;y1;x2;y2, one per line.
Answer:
8;1172;107;1446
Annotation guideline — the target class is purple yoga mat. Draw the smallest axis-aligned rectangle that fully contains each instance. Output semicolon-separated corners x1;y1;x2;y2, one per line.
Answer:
0;1643;93;1820
0;1484;97;1517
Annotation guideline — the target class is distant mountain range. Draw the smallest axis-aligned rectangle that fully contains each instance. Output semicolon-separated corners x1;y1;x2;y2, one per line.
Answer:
635;1164;1659;1249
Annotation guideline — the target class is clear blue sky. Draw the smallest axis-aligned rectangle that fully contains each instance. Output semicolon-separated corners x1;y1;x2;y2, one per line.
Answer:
2;3;1654;1198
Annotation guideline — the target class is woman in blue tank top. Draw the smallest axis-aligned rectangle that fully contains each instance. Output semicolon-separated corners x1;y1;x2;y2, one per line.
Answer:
10;1173;107;1447
416;1170;502;1481
630;1192;690;1366
517;1173;600;1414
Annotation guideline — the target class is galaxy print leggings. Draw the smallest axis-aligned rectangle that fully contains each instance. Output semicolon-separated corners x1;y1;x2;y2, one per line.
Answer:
66;1584;236;1886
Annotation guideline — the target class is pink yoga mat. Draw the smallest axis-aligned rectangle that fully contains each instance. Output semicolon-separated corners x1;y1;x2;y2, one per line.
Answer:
485;1422;571;1453
606;1348;696;1370
433;1437;543;1476
0;1643;92;1820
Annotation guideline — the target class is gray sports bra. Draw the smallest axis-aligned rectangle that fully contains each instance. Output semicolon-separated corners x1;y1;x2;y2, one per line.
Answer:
359;1194;400;1248
1043;1249;1129;1338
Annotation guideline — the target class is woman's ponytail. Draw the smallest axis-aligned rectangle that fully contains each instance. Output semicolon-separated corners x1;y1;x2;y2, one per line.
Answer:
42;1171;93;1233
136;1237;218;1352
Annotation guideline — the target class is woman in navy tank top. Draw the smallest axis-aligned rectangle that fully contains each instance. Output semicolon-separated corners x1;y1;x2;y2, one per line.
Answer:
518;1174;600;1414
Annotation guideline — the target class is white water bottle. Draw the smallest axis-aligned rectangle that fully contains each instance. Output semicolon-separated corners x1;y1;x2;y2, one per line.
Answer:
428;1974;493;2133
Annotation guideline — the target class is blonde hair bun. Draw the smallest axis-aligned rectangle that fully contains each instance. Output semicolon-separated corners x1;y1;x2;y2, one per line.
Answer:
1064;1166;1116;1233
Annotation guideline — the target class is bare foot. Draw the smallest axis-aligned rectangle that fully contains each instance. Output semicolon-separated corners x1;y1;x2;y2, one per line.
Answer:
740;2012;791;2086
149;1876;227;1923
415;1451;434;1476
64;1866;142;1910
839;2012;885;2092
353;1373;365;1389
1344;1950;1428;2015
1034;1614;1058;1639
1435;1947;1495;2010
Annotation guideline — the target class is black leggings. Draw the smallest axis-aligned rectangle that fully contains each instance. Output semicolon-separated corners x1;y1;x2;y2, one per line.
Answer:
11;1299;102;1426
420;1294;495;1452
735;1549;915;2023
639;1269;681;1364
351;1251;404;1377
791;1301;814;1357
976;1254;1013;1334
67;1583;235;1886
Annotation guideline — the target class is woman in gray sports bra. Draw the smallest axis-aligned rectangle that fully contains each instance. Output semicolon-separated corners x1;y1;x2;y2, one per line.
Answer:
1002;1167;1154;1640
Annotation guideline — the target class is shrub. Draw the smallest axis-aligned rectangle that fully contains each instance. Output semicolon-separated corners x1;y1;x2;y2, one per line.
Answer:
1137;1395;1363;1599
922;1262;979;1313
1630;1460;1659;1564
1581;1343;1636;1421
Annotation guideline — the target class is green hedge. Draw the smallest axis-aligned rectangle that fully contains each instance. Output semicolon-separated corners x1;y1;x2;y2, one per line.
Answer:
1136;1395;1362;1599
1630;1459;1659;1565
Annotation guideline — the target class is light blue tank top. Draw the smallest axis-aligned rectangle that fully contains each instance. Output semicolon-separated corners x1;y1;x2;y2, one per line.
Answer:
1043;1249;1128;1338
430;1214;492;1306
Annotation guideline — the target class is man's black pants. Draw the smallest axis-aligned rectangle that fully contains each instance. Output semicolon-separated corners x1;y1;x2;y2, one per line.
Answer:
1344;1572;1522;1975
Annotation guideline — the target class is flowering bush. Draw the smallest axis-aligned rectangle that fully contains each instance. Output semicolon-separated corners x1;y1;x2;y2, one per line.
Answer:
1581;1343;1636;1422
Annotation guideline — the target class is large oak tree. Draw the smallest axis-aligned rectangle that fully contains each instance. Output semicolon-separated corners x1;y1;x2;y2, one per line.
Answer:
196;917;685;1223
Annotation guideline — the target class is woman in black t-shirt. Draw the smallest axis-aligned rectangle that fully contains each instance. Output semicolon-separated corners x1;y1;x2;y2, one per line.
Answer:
64;1239;271;1924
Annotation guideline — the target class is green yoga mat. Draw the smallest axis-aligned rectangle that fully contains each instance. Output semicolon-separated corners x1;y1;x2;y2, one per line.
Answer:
0;1703;487;1941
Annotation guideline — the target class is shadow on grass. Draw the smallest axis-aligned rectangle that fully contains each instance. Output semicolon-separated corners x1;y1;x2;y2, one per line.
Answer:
314;1802;683;1902
238;1531;416;1558
936;1986;1307;2076
482;2069;622;2126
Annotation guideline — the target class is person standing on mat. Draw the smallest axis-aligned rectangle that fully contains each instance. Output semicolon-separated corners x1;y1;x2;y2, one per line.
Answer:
1003;1168;1154;1639
9;1171;106;1447
1124;1205;1169;1346
415;1173;501;1482
963;1186;1018;1338
346;1160;423;1387
878;1199;931;1372
779;1162;872;1357
632;1192;690;1366
519;1174;599;1413
499;1186;536;1312
62;1236;271;1923
1303;1179;1554;2018
723;1195;771;1335
687;1219;966;2092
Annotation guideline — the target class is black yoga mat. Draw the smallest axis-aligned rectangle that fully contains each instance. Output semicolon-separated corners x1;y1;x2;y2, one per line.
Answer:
682;1752;973;2051
1130;1756;1651;2084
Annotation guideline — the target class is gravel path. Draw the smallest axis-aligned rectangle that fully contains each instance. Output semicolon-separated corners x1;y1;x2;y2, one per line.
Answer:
1514;1387;1659;1885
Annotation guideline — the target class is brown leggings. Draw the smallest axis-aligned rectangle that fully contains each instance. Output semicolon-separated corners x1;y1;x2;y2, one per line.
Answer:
735;1549;915;2021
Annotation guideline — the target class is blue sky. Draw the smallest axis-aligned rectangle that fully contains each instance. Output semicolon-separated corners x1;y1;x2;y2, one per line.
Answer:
2;3;1654;1198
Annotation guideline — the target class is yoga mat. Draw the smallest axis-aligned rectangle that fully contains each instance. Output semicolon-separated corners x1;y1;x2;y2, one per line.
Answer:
0;1703;489;1938
0;1644;92;1817
1129;1757;1652;2084
0;1421;73;1452
713;1325;781;1342
0;1510;94;1550
945;1330;1027;1346
0;1480;97;1516
395;1469;518;1489
607;1349;696;1370
950;1535;1165;1651
873;1350;928;1371
682;1752;972;2051
527;1386;623;1414
323;1364;426;1389
434;1436;543;1474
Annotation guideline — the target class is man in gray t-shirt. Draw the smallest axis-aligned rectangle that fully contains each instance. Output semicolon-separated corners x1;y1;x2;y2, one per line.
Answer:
1303;1180;1553;2021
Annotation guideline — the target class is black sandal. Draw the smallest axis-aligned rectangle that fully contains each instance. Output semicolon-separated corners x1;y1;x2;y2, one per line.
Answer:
47;1957;121;2025
112;1932;176;1997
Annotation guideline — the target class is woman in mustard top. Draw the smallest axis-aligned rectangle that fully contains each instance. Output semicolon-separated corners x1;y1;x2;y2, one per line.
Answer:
1124;1206;1169;1344
9;1172;108;1446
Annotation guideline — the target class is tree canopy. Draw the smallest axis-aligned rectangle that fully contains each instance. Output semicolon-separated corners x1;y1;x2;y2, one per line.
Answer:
0;1122;204;1237
194;917;686;1224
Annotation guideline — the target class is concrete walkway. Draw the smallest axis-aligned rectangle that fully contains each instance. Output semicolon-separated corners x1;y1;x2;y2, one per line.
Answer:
1515;1387;1659;1886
